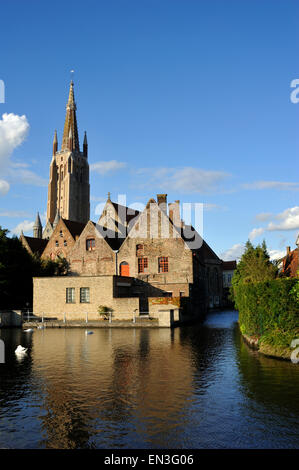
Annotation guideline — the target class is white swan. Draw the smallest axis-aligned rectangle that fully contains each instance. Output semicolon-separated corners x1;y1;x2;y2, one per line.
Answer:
15;345;28;354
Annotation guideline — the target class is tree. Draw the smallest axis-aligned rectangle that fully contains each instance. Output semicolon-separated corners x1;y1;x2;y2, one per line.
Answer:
0;226;69;309
231;239;277;290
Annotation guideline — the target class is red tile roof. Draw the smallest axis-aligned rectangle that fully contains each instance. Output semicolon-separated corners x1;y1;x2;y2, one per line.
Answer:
282;249;299;278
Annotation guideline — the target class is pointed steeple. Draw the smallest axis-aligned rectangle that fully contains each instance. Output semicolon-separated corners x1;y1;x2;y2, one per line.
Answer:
33;212;42;238
61;80;80;151
83;131;88;157
53;130;58;155
53;208;60;230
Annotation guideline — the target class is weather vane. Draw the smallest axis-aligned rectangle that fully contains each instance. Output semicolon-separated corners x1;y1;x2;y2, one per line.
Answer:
70;69;74;82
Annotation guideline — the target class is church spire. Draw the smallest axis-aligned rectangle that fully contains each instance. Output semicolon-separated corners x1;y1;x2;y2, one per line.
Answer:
83;131;88;157
53;130;58;155
53;208;60;230
33;212;42;238
61;80;80;151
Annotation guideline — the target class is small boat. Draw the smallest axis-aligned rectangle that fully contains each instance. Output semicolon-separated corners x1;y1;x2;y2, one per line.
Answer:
85;331;94;335
15;345;28;355
24;329;33;333
37;325;45;329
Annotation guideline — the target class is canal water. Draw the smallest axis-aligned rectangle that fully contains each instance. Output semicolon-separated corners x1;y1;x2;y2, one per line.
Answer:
0;310;299;449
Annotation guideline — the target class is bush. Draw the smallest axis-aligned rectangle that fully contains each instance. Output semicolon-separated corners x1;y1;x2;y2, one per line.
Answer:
235;278;299;348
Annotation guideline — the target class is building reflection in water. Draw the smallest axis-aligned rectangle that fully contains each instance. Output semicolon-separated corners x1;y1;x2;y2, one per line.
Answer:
30;327;198;448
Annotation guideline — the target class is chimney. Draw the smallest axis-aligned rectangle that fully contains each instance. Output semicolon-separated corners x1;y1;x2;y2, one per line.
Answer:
168;200;180;227
287;246;291;255
157;194;167;212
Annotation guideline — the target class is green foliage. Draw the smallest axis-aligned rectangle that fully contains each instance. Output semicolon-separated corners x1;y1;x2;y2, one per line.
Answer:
231;240;277;290
98;305;113;320
0;225;69;309
290;271;299;302
235;277;299;348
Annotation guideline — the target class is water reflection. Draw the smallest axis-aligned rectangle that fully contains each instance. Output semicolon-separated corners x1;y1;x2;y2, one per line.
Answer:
0;312;299;449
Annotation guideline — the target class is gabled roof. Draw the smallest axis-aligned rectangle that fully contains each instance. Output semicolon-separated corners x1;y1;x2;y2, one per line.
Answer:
222;260;237;270
110;201;140;225
62;219;86;239
95;223;126;251
21;235;48;256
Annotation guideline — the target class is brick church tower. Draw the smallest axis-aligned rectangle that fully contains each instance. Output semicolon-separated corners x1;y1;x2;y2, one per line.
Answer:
46;81;90;225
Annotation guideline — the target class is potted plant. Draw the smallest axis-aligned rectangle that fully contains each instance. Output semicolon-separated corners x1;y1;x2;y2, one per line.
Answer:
98;305;113;321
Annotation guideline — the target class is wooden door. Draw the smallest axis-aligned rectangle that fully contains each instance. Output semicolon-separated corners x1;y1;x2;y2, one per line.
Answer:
120;262;130;277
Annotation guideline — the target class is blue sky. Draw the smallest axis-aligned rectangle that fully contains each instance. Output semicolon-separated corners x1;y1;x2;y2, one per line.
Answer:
0;0;298;260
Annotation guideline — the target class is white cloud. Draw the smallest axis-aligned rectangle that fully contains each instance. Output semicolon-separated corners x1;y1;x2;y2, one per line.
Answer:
242;181;299;191
0;113;29;168
0;179;10;196
90;160;127;175
0;113;30;193
268;249;286;261
250;207;299;239
11;220;34;236
267;206;299;231
220;243;245;261
249;227;265;241
134;166;231;194
8;167;47;187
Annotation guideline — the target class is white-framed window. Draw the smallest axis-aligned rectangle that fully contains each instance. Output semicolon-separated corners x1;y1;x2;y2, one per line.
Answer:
80;287;90;303
66;287;75;303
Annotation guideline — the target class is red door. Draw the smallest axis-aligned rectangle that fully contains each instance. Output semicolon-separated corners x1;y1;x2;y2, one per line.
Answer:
120;262;130;277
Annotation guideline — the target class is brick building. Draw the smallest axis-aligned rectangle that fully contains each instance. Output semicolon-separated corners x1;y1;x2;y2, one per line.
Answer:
281;237;299;278
20;80;235;325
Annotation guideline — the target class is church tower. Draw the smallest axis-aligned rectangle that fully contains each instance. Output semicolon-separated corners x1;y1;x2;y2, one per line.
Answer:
46;81;90;225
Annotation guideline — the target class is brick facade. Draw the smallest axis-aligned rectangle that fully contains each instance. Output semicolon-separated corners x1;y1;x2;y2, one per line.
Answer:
68;221;116;276
41;218;85;260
